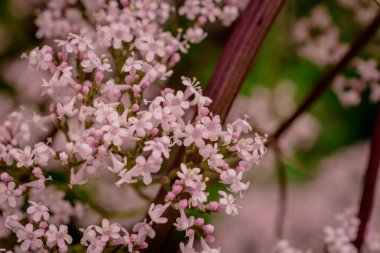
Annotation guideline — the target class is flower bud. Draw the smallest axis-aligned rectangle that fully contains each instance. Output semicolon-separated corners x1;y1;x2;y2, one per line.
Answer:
195;218;205;226
202;224;214;234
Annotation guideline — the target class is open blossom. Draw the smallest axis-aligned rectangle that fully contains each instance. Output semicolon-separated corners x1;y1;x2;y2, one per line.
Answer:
0;181;22;208
148;202;171;224
16;223;44;251
218;191;239;215
95;219;121;242
26;201;50;222
46;224;73;252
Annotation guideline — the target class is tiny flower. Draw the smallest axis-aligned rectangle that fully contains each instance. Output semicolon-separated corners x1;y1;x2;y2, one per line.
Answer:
148;202;171;224
27;201;50;222
46;224;73;252
16;223;44;251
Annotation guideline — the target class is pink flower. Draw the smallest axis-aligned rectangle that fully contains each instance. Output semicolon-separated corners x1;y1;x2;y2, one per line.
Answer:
46;224;73;252
16;223;44;251
0;181;22;208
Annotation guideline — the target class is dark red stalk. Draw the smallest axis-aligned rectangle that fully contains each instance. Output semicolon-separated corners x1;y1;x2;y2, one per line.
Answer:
353;104;380;252
274;10;380;140
206;0;285;120
144;1;285;252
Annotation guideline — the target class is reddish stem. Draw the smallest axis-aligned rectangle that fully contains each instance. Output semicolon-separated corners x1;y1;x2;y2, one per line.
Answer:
143;0;285;252
206;0;285;120
353;104;380;252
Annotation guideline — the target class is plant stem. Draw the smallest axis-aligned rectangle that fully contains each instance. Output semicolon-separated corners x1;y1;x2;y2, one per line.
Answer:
206;0;285;121
143;1;285;252
273;10;380;140
353;104;380;252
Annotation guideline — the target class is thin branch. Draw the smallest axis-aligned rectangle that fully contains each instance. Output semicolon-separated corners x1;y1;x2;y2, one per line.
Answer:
353;104;380;252
143;0;285;252
273;9;380;140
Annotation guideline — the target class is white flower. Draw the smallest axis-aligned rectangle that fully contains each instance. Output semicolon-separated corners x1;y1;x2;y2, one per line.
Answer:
27;201;50;222
57;97;79;119
218;191;239;215
107;152;127;173
174;209;194;231
110;22;133;49
9;146;34;168
133;220;155;242
220;169;250;194
148;202;171;224
33;142;55;167
143;137;171;159
200;237;221;253
183;123;207;147
177;164;202;188
128;156;162;185
95;219;121;242
136;36;165;62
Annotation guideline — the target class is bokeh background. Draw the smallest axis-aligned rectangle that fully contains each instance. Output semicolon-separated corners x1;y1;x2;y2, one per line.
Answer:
0;0;379;252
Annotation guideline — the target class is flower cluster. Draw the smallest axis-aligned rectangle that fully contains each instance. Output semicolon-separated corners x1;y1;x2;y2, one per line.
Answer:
0;0;269;252
293;5;347;68
292;2;380;107
272;208;380;253
333;59;380;106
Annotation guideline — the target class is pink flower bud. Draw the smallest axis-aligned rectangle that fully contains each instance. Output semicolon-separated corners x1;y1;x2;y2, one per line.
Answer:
1;172;11;182
4;121;12;132
57;51;63;61
124;75;133;84
150;127;159;136
95;71;104;84
139;242;148;249
235;165;246;173
132;85;141;97
60;62;68;68
131;104;140;112
77;93;84;101
82;85;90;95
199;107;209;117
32;167;43;176
170;53;181;65
19;185;27;192
176;199;188;209
140;81;150;89
164;88;173;94
206;202;219;212
232;132;238;139
204;235;215;243
166;192;176;201
172;185;183;195
97;145;107;155
113;89;121;100
130;234;138;242
198;16;207;26
10;140;17;146
75;84;82;92
49;104;55;113
187;228;195;237
39;221;48;229
121;0;129;6
195;218;205;226
202;224;214;234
